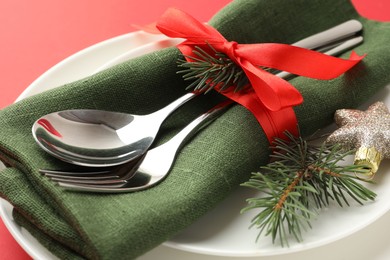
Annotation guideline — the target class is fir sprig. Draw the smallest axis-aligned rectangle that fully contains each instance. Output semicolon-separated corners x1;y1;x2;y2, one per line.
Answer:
177;44;249;93
241;132;376;246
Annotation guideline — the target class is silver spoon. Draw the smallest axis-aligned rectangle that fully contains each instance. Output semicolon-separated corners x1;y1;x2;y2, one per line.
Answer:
32;20;363;167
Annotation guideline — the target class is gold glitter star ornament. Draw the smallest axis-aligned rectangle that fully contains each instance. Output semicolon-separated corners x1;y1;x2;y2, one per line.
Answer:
326;101;390;178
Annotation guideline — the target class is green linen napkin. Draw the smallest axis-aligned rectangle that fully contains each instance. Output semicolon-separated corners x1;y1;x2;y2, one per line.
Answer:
1;0;389;259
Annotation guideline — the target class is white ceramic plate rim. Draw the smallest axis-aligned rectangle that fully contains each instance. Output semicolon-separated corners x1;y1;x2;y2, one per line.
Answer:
0;30;389;259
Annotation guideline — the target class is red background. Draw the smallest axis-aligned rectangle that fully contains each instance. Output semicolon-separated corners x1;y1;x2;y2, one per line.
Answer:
0;0;389;259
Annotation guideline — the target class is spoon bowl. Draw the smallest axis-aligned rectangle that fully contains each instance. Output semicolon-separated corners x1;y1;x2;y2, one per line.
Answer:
33;110;151;166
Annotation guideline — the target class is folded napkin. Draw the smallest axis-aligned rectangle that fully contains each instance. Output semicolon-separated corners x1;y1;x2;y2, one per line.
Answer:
1;0;389;259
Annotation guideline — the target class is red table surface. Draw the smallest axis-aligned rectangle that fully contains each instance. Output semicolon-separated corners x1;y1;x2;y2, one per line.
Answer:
0;0;389;259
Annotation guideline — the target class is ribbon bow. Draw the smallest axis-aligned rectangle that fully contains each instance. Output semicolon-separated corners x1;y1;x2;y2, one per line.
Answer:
155;8;364;142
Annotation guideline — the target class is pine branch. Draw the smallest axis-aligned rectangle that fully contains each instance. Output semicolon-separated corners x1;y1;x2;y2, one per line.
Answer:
241;132;376;246
177;44;250;93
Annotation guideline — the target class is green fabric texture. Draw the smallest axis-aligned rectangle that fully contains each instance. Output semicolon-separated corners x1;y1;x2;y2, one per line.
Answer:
0;0;389;259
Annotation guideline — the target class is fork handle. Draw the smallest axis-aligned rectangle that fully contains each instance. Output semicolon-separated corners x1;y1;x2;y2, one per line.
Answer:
141;100;233;176
166;100;233;150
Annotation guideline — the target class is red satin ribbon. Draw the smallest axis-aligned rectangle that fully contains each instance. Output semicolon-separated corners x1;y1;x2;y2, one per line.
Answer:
155;8;364;142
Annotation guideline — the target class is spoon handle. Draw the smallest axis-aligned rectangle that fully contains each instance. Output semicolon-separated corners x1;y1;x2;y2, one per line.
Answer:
149;92;197;123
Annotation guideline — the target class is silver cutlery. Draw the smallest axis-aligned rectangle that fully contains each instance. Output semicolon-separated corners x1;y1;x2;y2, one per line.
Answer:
43;100;233;193
32;19;363;168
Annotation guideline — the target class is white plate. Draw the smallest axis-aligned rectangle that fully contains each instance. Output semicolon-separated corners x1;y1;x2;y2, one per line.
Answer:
1;30;390;260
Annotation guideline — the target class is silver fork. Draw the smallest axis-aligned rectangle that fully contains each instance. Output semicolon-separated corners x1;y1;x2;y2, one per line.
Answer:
43;100;233;192
40;34;364;188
